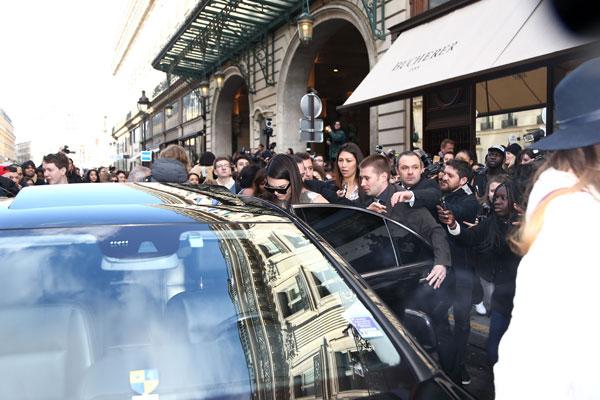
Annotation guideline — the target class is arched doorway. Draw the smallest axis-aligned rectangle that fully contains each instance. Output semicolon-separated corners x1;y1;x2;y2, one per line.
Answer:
213;74;250;156
278;16;373;158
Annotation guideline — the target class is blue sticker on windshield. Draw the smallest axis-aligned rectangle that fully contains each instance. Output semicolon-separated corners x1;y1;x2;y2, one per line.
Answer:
130;369;159;397
342;302;384;339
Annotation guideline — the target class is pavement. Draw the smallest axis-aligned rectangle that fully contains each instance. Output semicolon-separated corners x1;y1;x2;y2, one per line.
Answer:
451;310;496;400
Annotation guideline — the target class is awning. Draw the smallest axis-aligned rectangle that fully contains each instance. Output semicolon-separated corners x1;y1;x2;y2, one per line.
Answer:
341;0;596;111
152;0;301;79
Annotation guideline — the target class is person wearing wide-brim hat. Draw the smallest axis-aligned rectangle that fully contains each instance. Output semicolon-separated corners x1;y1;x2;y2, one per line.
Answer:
495;57;600;399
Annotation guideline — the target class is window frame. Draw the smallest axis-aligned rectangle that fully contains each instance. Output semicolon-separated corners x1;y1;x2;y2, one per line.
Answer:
292;203;434;276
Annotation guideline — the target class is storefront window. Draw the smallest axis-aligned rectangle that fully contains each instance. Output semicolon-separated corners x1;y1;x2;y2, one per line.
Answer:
475;108;545;163
183;91;201;122
165;101;180;130
410;0;451;16
473;66;548;162
152;112;163;135
181;136;198;165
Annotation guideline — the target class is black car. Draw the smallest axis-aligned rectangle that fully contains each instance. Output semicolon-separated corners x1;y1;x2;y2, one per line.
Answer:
0;183;472;400
293;204;452;351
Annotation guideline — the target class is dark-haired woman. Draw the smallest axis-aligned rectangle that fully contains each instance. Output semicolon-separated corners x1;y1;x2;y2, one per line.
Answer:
438;181;522;365
266;154;327;208
515;148;535;166
85;169;99;183
305;142;364;204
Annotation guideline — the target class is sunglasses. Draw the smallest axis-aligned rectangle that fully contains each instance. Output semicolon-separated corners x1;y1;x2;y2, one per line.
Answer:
264;182;290;194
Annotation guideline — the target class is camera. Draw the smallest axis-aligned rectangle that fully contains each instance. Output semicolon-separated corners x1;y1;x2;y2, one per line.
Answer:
263;118;273;137
523;128;545;146
415;150;443;179
240;147;251;155
61;145;75;154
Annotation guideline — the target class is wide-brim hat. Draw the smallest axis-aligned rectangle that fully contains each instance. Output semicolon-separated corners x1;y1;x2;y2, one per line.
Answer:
534;57;600;151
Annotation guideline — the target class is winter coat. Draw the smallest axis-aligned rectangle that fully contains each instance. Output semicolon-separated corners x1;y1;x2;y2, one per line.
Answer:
495;168;600;400
397;177;443;217
440;186;479;268
150;158;188;183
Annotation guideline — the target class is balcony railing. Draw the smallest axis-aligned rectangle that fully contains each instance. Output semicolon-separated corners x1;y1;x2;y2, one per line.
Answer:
537;114;544;125
501;118;518;129
480;119;493;130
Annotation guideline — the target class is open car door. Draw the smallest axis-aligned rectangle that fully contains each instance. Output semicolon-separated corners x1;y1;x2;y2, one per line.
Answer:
292;204;442;351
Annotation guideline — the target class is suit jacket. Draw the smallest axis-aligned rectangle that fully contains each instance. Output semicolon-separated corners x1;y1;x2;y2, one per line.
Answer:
361;184;452;267
398;177;442;217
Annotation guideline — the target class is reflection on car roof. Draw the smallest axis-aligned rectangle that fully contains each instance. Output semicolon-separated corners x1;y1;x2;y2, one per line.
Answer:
1;182;289;229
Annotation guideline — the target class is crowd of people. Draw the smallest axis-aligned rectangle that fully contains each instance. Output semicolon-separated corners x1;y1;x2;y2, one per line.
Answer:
0;55;597;399
0;130;538;384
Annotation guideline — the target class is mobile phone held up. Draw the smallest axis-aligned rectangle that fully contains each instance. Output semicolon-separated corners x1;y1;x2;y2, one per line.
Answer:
439;198;448;210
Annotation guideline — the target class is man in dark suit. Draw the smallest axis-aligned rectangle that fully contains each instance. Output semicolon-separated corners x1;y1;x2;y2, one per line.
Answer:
358;154;451;287
391;150;442;217
358;154;455;375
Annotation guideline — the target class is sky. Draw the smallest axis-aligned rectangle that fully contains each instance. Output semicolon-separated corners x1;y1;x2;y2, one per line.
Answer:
0;0;128;163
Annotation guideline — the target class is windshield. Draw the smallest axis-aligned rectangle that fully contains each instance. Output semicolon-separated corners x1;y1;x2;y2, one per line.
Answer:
0;222;417;400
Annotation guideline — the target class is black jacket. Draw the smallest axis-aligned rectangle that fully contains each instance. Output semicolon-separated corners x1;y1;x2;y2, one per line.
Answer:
0;176;19;197
452;218;521;317
441;186;479;268
304;179;342;203
397;177;442;217
361;184;452;268
67;172;83;184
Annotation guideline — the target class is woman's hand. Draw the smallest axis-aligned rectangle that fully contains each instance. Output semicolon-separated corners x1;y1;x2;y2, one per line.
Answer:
512;203;525;226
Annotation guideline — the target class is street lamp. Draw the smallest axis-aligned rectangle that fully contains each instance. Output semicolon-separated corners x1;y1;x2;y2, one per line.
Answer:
297;13;314;45
199;79;210;98
297;0;314;46
165;104;173;118
137;90;150;113
137;91;151;154
214;70;225;90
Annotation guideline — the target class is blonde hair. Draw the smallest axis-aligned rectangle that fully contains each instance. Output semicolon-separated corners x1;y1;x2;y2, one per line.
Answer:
159;144;190;171
510;144;600;255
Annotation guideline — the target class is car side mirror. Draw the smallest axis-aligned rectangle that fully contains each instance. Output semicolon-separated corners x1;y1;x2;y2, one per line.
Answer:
403;308;437;352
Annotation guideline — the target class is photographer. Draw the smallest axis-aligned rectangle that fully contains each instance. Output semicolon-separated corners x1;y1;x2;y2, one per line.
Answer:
438;180;522;366
437;160;479;385
473;145;507;198
390;151;443;217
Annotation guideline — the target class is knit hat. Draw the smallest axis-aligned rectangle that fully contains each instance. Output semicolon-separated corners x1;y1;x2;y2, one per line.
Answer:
505;143;522;157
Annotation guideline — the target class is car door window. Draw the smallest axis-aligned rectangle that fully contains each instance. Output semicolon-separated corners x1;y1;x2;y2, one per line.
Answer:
386;221;434;265
294;206;397;274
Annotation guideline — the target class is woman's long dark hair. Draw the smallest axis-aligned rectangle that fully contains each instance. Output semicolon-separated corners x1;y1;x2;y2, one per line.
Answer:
478;180;519;255
84;169;99;183
333;142;364;189
267;154;303;204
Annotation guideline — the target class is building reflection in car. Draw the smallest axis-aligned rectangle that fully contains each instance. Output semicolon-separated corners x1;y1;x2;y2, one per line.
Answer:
0;222;421;399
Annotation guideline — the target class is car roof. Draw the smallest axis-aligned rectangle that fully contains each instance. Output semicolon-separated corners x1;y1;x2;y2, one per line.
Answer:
0;182;289;229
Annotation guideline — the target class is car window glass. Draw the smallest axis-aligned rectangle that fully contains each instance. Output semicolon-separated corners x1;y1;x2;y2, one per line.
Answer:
295;206;397;273
386;221;434;265
0;223;418;399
